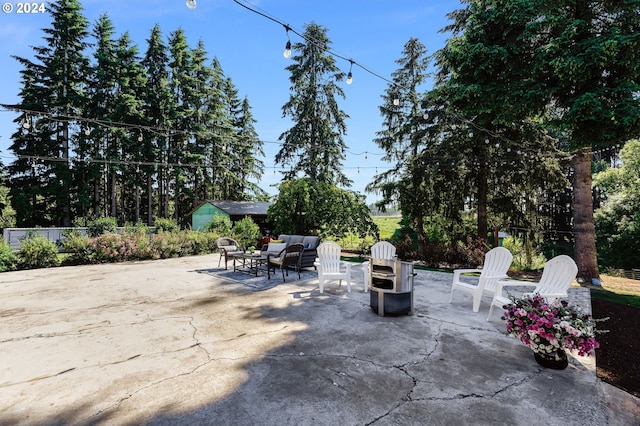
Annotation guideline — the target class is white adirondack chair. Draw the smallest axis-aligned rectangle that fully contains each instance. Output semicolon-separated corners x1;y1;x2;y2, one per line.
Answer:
362;241;397;293
449;246;513;312
314;241;352;293
487;254;578;321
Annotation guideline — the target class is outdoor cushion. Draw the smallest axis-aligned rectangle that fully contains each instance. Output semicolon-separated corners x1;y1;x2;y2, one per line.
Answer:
265;242;287;254
301;236;319;250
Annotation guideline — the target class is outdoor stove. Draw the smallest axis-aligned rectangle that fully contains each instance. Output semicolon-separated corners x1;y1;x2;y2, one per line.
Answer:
368;258;415;316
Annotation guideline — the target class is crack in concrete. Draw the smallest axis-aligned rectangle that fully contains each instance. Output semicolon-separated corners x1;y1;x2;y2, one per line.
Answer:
82;316;213;424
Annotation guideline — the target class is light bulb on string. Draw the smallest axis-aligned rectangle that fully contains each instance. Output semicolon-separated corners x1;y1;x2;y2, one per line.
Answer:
138;131;143;142
84;127;90;136
283;25;292;58
392;93;400;106
22;115;30;129
186;0;196;10
346;60;353;85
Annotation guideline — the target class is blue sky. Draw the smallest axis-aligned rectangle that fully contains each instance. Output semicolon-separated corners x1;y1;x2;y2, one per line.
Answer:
0;0;462;203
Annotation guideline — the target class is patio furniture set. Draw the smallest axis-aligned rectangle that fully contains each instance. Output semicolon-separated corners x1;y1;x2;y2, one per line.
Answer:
216;236;579;320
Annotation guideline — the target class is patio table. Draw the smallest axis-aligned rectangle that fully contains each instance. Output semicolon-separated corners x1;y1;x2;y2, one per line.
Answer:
231;252;268;277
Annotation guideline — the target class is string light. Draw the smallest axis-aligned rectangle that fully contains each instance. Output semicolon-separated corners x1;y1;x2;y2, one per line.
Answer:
22;115;30;129
346;60;353;85
283;25;292;59
186;0;196;10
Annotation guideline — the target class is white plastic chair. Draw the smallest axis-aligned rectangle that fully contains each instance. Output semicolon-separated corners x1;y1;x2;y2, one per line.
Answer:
314;241;352;293
449;246;513;312
487;254;578;321
362;241;397;293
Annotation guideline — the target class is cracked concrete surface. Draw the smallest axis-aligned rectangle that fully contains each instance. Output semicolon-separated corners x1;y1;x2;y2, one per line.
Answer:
0;255;639;425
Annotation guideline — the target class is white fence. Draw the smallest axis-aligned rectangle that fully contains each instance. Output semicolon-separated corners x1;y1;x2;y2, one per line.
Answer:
3;228;89;251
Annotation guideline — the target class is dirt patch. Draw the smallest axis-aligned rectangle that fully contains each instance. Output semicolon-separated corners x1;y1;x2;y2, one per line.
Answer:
591;298;640;399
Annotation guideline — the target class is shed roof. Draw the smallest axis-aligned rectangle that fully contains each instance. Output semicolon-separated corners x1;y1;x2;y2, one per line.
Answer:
207;200;270;216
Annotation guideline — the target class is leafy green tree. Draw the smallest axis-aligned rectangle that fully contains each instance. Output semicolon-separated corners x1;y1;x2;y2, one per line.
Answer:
268;178;378;239
277;22;350;186
594;139;640;269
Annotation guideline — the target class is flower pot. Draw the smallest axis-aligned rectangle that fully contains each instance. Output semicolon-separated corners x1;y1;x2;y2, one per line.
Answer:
534;349;568;370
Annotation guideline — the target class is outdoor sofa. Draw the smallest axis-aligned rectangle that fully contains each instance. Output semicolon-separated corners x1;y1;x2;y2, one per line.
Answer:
263;234;320;269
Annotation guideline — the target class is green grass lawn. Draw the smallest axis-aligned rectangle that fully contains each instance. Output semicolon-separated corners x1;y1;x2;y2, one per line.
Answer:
373;216;403;240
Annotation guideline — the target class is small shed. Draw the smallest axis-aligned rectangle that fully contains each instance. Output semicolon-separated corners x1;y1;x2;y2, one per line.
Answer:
191;200;271;234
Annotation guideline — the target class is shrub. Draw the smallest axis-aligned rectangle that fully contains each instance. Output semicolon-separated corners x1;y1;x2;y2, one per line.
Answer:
150;231;190;258
87;217;118;237
124;221;151;234
89;230;155;263
205;215;232;235
153;217;180;234
185;230;218;254
17;232;60;269
61;229;92;265
0;240;17;272
502;237;546;271
231;217;261;249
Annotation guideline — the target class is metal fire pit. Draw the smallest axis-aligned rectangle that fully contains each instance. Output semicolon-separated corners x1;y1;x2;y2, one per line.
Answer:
368;258;415;316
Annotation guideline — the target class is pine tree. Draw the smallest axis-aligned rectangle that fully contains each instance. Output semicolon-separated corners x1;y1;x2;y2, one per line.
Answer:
206;58;235;200
7;0;90;226
141;24;172;222
167;28;194;222
436;0;640;281
433;2;569;243
277;22;350;186
369;37;431;242
85;13;119;219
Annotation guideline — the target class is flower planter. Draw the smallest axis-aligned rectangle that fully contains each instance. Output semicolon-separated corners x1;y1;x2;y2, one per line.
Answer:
534;349;568;370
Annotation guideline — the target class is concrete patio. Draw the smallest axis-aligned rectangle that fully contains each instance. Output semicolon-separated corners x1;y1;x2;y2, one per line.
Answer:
1;254;639;425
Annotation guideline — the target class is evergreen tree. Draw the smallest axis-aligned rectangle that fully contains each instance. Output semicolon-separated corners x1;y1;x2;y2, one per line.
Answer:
141;24;172;222
529;0;640;281
368;37;431;243
234;96;267;200
223;78;266;200
433;2;569;243
110;31;147;223
167;28;195;222
277;22;350;186
207;57;235;200
7;0;90;226
85;13;120;220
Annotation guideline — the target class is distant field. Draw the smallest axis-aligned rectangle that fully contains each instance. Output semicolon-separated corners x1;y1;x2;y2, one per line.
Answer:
373;216;402;240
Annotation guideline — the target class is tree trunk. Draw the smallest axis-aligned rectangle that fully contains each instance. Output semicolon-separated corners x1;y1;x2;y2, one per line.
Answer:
571;148;599;283
147;174;153;226
477;157;488;242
